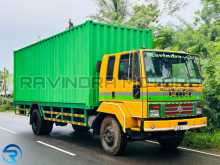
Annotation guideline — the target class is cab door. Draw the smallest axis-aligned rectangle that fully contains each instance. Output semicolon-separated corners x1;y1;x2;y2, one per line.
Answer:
99;55;116;100
114;52;143;118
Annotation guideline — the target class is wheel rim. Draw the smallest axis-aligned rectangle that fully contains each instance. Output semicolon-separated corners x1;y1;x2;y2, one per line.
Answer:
103;124;116;147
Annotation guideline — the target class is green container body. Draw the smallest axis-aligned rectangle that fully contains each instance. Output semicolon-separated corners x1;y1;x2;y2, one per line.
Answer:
14;20;153;109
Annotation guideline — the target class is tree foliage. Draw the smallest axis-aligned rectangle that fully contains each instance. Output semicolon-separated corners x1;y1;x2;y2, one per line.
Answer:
163;0;187;15
92;0;129;24
92;0;185;28
128;4;160;28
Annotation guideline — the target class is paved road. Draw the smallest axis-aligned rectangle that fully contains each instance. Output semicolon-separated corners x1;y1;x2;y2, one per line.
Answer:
0;112;219;165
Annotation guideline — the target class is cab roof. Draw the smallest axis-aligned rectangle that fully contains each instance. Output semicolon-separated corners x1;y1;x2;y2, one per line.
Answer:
105;49;199;57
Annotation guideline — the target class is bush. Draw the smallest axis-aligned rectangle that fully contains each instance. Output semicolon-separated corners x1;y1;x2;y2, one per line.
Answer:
0;102;12;112
182;131;220;149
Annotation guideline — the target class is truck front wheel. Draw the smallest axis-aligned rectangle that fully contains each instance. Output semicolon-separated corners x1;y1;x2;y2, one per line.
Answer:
31;109;53;135
100;116;127;155
158;132;185;150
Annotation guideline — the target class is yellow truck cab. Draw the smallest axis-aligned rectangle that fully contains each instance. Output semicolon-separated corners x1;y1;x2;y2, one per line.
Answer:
96;49;207;155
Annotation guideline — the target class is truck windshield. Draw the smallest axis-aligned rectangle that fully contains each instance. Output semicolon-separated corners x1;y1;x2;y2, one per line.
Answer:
144;51;202;83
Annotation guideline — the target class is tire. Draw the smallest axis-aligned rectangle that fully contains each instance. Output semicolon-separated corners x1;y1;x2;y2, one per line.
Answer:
158;132;185;150
31;109;53;135
100;116;127;156
72;125;89;134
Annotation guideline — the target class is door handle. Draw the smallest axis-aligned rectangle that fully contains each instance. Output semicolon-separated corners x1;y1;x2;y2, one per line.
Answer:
112;91;115;99
133;85;140;99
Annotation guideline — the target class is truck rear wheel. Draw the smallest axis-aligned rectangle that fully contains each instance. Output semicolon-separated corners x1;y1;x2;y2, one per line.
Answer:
31;109;53;135
100;116;127;156
158;132;185;150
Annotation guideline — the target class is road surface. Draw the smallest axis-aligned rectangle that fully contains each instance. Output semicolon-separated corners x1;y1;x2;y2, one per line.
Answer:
0;112;219;165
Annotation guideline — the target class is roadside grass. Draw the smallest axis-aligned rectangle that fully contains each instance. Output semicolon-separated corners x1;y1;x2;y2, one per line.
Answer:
182;130;220;150
0;96;14;112
0;102;14;112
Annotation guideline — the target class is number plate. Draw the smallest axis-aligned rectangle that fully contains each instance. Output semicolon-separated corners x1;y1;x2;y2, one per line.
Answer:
175;125;189;131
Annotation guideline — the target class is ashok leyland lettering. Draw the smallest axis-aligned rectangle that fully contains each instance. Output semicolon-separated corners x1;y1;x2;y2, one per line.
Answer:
14;20;207;155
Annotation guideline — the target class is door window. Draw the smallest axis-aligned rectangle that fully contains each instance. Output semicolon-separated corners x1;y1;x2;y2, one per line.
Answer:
106;56;115;81
133;53;140;81
118;54;132;80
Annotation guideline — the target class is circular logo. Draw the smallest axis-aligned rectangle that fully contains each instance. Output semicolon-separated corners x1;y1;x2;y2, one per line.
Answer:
177;105;183;113
2;144;22;164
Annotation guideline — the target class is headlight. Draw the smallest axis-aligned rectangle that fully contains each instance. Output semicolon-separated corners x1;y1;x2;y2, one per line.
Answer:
149;105;160;117
196;102;203;115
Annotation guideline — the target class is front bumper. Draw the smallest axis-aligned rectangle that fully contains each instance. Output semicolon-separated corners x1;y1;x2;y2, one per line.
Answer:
143;117;207;132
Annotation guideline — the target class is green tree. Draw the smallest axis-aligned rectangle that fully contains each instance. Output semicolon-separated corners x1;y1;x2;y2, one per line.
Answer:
163;0;187;15
202;40;220;128
91;0;129;24
154;26;176;49
195;0;220;25
92;0;186;28
127;0;186;29
195;0;220;128
128;4;160;28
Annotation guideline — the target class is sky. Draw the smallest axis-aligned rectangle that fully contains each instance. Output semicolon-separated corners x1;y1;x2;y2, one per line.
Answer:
0;0;201;73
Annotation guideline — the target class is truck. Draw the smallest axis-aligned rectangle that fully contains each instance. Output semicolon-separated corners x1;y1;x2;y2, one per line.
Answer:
14;20;207;155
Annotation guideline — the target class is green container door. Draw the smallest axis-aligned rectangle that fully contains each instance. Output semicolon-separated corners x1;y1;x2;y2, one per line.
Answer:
14;20;153;109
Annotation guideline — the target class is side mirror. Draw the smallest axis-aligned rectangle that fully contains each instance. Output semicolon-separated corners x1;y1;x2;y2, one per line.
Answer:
96;61;102;73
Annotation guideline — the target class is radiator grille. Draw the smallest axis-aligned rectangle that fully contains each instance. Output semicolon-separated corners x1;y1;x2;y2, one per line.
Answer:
165;103;193;116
